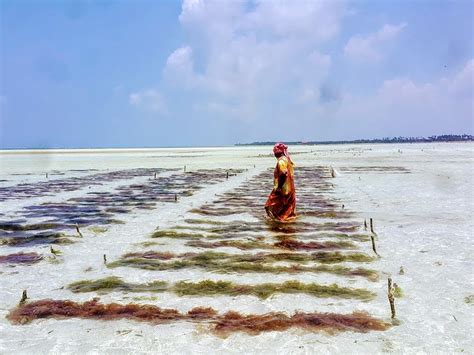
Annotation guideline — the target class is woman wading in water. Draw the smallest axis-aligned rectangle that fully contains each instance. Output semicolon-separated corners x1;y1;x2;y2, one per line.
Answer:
265;143;296;222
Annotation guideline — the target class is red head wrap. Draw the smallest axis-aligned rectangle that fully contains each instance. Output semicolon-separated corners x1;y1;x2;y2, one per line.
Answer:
273;143;292;163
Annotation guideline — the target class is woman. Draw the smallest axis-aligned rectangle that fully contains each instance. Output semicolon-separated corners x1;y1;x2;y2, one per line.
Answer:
265;143;296;221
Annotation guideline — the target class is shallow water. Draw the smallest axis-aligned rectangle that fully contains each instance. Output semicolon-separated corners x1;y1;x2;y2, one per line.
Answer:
0;143;473;354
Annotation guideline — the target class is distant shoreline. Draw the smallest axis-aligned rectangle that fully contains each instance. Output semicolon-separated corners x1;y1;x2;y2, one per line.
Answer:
235;134;473;146
0;135;472;153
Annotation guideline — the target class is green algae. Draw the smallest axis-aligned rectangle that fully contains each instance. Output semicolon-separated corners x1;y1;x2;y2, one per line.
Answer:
0;232;74;247
88;226;108;234
186;240;271;250
186;239;358;251
137;241;161;247
171;221;360;235
184;219;227;225
393;284;403;298
173;280;375;300
464;295;474;304
68;277;167;294
151;230;218;239
107;252;379;281
274;232;370;242
110;250;375;265
67;277;375;300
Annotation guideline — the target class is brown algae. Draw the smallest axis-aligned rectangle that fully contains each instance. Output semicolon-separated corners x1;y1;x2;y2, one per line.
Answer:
7;299;390;335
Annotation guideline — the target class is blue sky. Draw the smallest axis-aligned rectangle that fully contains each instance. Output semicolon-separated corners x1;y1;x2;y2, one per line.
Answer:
1;0;473;148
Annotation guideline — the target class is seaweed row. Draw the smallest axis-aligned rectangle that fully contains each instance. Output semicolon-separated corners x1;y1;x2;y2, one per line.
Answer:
7;298;391;336
0;252;42;265
0;168;176;201
338;166;410;174
67;276;376;300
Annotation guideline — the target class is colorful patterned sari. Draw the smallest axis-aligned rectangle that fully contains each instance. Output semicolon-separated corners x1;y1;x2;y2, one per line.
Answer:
265;155;296;222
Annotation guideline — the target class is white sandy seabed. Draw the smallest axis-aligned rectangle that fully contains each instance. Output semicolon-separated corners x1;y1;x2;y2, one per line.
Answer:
0;143;472;354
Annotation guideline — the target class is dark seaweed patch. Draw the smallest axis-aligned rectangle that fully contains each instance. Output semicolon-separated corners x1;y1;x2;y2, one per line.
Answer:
0;252;42;265
3;168;244;247
0;168;174;201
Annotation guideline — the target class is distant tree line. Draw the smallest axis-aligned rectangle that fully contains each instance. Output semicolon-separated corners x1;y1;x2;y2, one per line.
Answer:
236;134;474;146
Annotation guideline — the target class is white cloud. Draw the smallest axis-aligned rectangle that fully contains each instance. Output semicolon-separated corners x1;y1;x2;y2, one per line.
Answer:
129;89;166;113
164;46;200;88
163;0;347;119
344;23;406;61
315;58;474;138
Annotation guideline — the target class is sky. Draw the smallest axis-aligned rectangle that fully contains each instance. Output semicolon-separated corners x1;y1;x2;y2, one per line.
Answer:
0;0;473;149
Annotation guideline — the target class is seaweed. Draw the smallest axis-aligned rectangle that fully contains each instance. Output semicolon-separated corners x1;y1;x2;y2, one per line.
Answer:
172;280;375;300
274;233;370;242
151;230;216;239
0;252;42;265
68;277;167;294
176;220;360;234
393;284;403;298
185;240;270;250
7;299;391;335
274;239;357;250
88;226;108;234
186;239;357;251
2;168;244;247
214;310;390;336
68;278;374;300
0;232;74;247
113;250;374;265
108;252;378;281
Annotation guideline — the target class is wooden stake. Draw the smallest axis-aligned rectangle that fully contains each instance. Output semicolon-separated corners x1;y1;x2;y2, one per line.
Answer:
226;171;229;179
330;167;336;178
370;218;375;234
75;224;83;238
184;165;186;173
46;173;48;179
370;235;379;256
19;290;28;305
103;254;107;264
364;219;367;230
154;172;157;179
50;246;63;256
388;277;396;319
174;194;178;202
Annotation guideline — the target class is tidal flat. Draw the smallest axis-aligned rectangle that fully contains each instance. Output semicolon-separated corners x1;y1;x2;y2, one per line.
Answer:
0;143;472;353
